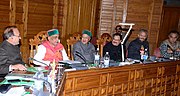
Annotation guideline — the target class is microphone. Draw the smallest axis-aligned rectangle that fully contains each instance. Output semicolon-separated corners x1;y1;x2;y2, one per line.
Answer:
75;51;87;64
29;57;49;66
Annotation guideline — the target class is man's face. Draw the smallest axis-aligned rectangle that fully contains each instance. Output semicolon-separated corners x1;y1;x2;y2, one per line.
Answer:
138;32;147;42
81;34;90;44
116;27;122;33
112;35;121;46
168;33;179;44
11;28;21;45
48;34;59;46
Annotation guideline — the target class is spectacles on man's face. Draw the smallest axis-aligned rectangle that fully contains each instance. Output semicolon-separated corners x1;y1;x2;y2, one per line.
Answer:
13;35;21;38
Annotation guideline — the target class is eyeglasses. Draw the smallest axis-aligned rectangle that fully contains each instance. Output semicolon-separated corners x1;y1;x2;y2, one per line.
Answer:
113;39;121;41
13;35;21;38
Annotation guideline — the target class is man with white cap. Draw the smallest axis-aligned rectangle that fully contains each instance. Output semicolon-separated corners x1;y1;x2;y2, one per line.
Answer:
33;29;69;66
73;30;95;63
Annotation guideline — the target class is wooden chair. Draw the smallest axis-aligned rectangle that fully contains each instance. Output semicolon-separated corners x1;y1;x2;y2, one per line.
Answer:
96;33;112;57
66;33;81;60
29;31;47;66
100;33;112;43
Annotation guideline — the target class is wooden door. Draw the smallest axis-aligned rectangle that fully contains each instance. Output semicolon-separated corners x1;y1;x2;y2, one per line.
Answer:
158;6;180;46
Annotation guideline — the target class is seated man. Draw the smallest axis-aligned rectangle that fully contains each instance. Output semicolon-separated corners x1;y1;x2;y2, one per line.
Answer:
159;30;180;58
115;25;125;39
127;29;149;60
33;29;69;66
0;26;27;74
73;30;95;63
103;33;124;62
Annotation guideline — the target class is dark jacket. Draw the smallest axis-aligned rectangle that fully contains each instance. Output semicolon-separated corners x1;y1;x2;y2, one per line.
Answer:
0;41;25;74
127;38;149;60
103;41;125;62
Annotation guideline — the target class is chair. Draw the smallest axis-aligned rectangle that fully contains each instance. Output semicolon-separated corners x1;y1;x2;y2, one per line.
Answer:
29;31;47;66
66;33;81;60
100;33;112;43
96;33;112;57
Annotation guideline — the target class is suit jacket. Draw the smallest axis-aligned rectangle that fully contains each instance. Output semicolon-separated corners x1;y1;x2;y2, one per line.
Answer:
127;38;149;60
0;41;25;74
103;41;125;62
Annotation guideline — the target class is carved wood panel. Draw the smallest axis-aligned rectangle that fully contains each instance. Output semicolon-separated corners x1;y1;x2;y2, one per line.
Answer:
57;61;180;96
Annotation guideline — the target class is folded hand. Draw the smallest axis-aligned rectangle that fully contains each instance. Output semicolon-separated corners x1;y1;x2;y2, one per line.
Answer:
11;64;27;71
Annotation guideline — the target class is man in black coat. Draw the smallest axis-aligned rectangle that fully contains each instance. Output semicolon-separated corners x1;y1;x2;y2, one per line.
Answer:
0;26;26;74
103;33;125;62
127;29;149;60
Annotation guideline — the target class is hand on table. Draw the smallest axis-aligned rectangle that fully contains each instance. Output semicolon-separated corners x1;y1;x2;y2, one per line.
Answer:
167;48;173;53
11;64;27;71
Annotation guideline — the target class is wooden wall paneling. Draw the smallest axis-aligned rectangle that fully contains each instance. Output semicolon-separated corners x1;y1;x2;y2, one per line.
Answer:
62;0;68;40
0;0;10;41
27;0;54;36
98;0;129;35
148;0;163;54
53;0;59;28
62;0;97;40
99;0;115;36
22;0;28;37
10;0;16;25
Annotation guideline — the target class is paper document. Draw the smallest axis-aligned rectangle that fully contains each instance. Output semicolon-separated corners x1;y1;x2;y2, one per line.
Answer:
0;86;25;96
59;60;81;64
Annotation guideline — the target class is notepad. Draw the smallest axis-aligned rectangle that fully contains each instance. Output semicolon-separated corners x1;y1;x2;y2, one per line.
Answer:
59;60;81;64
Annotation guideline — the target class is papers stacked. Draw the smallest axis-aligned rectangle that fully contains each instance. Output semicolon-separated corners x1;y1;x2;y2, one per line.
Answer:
59;60;81;64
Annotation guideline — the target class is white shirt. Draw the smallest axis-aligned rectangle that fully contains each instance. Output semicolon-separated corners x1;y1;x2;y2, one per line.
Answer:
33;45;69;66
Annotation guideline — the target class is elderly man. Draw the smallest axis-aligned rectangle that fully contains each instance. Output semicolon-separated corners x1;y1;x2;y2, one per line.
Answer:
159;30;180;59
127;29;149;60
103;33;124;62
33;29;69;66
0;26;27;74
73;30;95;63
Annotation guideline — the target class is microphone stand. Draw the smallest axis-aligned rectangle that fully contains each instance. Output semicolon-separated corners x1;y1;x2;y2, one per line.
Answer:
119;23;135;62
75;51;87;64
29;57;49;66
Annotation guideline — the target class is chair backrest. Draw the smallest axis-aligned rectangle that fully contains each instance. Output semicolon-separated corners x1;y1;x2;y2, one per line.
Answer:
29;31;47;65
66;33;81;60
100;33;112;42
96;33;112;57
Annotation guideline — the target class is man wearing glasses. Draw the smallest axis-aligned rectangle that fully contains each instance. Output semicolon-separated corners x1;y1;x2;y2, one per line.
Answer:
0;26;27;74
103;33;125;62
159;30;180;59
33;29;69;66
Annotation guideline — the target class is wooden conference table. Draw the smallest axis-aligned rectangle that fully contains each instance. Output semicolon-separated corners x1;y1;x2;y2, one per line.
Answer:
56;60;180;96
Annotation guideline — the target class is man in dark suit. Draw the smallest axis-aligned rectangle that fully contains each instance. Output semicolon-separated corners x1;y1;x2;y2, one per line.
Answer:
127;29;149;60
0;26;26;74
